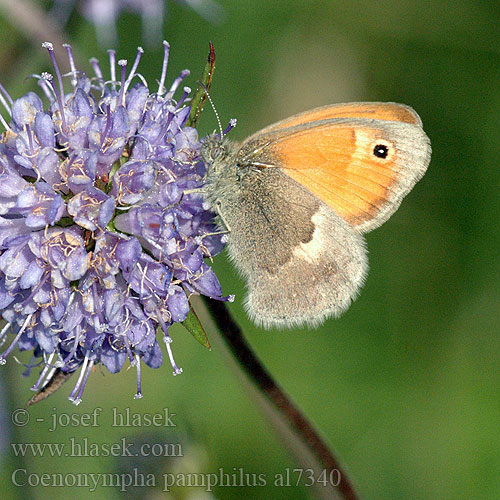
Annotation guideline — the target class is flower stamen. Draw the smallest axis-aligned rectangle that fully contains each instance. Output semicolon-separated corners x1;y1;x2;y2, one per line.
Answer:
134;354;143;399
158;41;170;96
30;351;56;391
108;49;117;90
43;72;69;136
62;44;78;87
123;47;145;97
42;42;65;104
68;352;90;403
73;357;94;405
0;313;34;364
166;69;190;99
163;334;182;376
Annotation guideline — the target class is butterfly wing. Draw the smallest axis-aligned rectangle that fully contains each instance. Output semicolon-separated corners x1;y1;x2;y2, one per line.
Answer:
242;199;369;329
216;163;368;329
244;102;423;140
239;105;430;232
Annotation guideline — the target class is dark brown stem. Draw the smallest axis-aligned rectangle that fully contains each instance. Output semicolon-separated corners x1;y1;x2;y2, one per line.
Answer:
200;297;361;500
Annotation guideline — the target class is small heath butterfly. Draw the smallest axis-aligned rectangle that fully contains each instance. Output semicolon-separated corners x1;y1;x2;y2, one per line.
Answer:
201;102;431;328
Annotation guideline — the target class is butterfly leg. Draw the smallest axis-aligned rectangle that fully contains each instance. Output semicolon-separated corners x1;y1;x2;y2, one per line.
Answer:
214;200;232;233
182;188;206;195
164;187;206;210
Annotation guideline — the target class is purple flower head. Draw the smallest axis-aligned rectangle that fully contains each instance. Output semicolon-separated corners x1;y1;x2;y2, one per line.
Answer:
0;42;231;404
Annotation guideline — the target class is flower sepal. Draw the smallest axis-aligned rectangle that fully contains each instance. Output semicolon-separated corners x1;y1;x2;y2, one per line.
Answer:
181;303;211;350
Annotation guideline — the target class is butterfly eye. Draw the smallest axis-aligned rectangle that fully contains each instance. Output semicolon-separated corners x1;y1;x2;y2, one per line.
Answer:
202;140;224;162
215;146;228;161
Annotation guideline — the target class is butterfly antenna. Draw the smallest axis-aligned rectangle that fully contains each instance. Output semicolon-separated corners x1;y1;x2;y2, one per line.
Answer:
197;81;223;137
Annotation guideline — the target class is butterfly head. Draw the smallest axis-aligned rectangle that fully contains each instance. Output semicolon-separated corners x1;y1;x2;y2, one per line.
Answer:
200;133;239;175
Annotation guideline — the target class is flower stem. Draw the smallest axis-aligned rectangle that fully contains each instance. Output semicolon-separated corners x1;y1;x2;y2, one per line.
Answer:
196;296;362;500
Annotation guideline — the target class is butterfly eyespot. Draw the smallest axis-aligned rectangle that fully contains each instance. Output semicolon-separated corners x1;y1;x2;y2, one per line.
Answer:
373;144;389;158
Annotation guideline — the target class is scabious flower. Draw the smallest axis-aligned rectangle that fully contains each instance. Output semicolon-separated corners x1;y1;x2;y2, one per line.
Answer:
0;41;231;404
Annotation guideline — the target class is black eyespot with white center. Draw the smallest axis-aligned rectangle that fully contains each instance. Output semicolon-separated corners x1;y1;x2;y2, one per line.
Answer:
373;144;389;159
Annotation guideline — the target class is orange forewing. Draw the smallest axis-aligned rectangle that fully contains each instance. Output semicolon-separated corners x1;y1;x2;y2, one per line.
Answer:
244;102;421;142
266;123;400;227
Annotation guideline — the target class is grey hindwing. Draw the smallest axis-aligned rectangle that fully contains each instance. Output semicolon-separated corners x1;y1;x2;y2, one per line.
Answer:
217;166;368;328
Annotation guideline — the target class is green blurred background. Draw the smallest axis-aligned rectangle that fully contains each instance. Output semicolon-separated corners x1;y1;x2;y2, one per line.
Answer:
0;1;499;499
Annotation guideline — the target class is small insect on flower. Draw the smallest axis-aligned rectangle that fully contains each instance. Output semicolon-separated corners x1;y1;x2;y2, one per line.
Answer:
0;42;231;404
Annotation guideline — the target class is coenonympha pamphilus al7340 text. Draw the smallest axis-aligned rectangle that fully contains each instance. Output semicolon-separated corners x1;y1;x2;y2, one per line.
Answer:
201;102;431;328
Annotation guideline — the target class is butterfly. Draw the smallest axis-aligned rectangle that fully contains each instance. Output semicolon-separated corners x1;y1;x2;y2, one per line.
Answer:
201;102;431;328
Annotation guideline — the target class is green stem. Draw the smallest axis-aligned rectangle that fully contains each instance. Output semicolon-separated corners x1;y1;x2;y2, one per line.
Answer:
195;296;362;500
